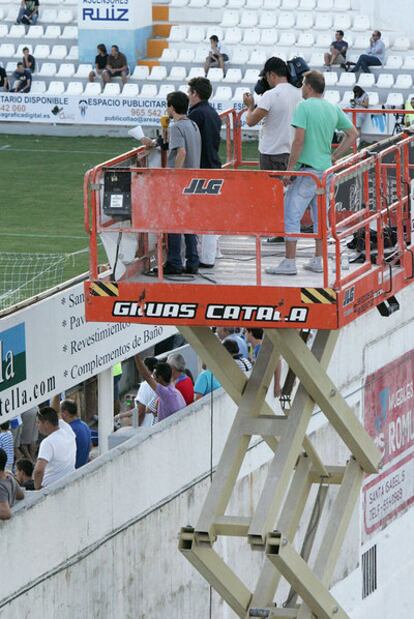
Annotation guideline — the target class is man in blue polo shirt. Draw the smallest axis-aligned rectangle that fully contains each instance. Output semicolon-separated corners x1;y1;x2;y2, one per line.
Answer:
60;399;91;468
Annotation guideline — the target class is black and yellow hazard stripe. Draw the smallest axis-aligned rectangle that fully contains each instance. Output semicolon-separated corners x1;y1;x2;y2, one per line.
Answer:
301;288;336;304
90;281;119;297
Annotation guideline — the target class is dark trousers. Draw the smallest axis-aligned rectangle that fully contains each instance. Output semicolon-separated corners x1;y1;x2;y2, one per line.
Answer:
352;55;382;73
167;234;199;270
259;153;289;171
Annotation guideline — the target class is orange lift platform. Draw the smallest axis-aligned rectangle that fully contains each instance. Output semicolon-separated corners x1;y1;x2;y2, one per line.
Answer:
83;111;414;619
84;110;414;331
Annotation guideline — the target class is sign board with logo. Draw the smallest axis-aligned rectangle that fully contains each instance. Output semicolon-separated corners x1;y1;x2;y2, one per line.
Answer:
0;281;176;423
363;350;414;539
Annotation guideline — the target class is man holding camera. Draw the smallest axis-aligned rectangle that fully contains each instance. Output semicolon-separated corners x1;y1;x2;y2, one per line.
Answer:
243;57;302;172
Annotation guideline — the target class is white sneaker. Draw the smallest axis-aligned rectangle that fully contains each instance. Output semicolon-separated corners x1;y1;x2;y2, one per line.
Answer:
266;259;297;275
303;257;323;273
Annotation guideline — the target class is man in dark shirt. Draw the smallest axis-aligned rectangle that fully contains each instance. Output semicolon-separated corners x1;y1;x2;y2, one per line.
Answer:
187;76;222;268
0;67;8;92
60;399;91;469
324;30;348;69
103;45;129;84
10;62;31;93
89;43;108;83
22;46;36;74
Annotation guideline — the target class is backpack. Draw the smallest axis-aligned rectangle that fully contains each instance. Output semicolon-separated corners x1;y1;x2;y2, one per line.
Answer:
287;57;310;88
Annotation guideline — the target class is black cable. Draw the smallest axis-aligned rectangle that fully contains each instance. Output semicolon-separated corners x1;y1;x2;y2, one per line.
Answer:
110;230;122;282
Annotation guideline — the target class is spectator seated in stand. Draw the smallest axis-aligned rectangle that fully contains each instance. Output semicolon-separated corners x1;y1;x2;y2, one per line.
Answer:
0;422;14;472
60;399;91;469
404;95;414;127
194;364;221;400
33;407;76;489
167;353;194;405
223;339;253;373
350;31;386;73
102;45;129;85
204;35;229;77
22;46;36;75
115;357;158;428
0;448;24;520
89;44;108;83
15;459;35;491
135;356;186;423
0;66;9;92
324;30;349;70
10;62;32;93
16;0;39;25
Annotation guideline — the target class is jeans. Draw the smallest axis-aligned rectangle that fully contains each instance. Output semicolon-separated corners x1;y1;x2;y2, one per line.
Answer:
284;167;325;242
352;54;382;73
167;234;199;270
16;7;38;24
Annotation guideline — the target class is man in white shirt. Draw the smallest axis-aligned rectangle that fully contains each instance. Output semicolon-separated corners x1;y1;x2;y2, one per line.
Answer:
33;407;76;489
243;57;302;172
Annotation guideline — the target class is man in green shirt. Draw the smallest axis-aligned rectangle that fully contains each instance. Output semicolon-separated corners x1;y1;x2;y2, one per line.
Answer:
266;70;358;275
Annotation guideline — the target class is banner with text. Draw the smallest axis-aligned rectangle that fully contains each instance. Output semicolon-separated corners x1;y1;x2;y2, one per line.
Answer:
0;281;176;423
363;350;414;540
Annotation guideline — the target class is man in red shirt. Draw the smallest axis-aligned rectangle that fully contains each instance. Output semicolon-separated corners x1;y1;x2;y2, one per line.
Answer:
167;353;194;405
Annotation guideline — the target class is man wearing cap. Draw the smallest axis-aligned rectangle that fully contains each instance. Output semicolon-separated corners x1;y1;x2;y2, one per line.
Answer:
243;57;302;172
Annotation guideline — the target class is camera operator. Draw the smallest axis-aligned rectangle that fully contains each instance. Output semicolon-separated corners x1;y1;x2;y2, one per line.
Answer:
242;57;302;172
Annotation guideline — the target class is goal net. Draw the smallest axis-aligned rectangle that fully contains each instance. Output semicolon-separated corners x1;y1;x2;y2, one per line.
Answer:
0;253;68;311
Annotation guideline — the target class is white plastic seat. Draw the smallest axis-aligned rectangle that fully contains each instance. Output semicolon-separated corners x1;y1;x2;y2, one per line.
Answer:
65;81;83;95
341;91;353;106
84;82;101;96
229;46;249;65
131;65;149;80
386;92;404;108
140;84;158;97
208;0;226;6
188;67;205;80
241;68;260;83
177;49;195;63
158;84;175;98
213;86;233;101
56;9;73;23
278;14;295;29
103;83;121;96
0;8;3;21
366;91;379;106
385;55;403;70
61;26;77;40
258;11;277;28
206;26;223;40
6;25;25;39
170;0;188;6
296;14;313;30
297;33;314;48
50;45;67;60
33;45;51;59
5;61;16;73
248;49;267;65
323;72;338;86
394;75;412;90
315;14;332;30
148;66;167;81
224;28;242;45
353;14;370;32
168;66;187;81
403;57;414;70
392;37;410;52
122;83;139;97
281;0;298;7
47;81;65;95
260;29;278;46
27;25;44;39
208;68;224;82
240;11;258;27
309;53;325;67
0;44;15;58
38;63;57;77
357;73;375;89
43;25;61;39
227;0;245;6
300;0;315;8
334;13;351;31
234;86;248;101
178;84;188;94
56;63;75;77
333;0;350;8
376;74;394;89
67;46;78;61
220;11;239;27
324;90;340;104
315;0;332;9
246;0;263;7
194;47;210;63
161;48;178;62
169;26;187;42
30;80;46;94
337;72;356;88
5;8;17;22
353;34;369;50
244;30;261;45
223;68;242;83
315;33;332;49
187;26;205;43
263;0;280;6
0;25;7;39
278;32;296;47
74;64;92;78
189;0;207;6
40;9;58;22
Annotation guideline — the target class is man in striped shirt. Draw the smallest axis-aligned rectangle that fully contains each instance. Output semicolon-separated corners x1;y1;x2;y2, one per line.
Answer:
0;422;14;472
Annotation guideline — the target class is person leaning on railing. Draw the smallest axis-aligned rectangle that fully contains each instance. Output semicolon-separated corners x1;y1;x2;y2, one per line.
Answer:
0;448;24;520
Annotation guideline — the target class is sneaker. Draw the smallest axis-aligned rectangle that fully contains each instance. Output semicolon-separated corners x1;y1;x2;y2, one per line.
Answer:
151;263;183;275
265;236;285;243
303;257;323;273
185;263;199;274
265;259;297;275
198;262;214;269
